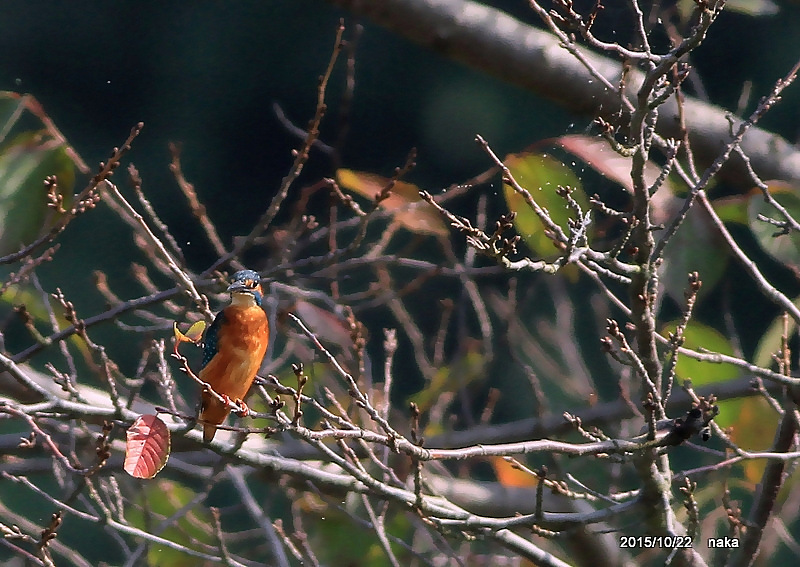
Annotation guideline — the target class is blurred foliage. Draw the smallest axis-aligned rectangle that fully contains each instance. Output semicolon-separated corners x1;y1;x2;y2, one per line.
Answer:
664;319;777;482
660;205;730;303
0;93;76;256
747;181;800;268
337;168;449;236
663;321;739;385
314;506;413;567
503;152;585;258
127;480;215;567
412;349;486;425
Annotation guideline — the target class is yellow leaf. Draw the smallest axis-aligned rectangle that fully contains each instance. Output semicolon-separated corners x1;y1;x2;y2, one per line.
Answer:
173;320;206;345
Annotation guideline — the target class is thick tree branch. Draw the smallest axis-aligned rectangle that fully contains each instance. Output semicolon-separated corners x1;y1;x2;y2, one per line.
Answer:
326;0;800;185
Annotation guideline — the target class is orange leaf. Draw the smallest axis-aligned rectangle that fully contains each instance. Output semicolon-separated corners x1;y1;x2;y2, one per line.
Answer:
491;456;538;488
124;415;170;479
337;168;419;207
337;169;448;236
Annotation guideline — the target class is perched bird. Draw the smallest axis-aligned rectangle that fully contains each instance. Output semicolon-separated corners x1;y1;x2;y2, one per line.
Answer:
198;270;269;442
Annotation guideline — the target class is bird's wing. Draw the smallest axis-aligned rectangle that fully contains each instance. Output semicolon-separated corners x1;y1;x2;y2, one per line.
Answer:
201;311;225;369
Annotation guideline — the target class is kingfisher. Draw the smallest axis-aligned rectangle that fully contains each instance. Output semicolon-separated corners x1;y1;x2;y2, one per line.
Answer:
198;269;270;442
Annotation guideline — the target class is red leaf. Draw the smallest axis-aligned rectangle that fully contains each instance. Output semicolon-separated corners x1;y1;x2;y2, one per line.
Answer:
124;415;170;479
556;134;676;194
292;300;354;351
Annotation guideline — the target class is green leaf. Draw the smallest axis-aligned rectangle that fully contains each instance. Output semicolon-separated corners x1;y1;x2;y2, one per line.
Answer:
126;480;215;566
661;320;739;385
0;131;75;254
316;507;409;567
664;320;776;463
747;181;800;269
724;0;779;16
409;350;485;429
660;204;728;303
503;152;585;258
753;304;800;368
712;195;749;225
0;284;89;357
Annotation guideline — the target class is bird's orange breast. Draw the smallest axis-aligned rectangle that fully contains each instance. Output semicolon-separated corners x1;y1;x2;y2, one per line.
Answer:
199;304;269;428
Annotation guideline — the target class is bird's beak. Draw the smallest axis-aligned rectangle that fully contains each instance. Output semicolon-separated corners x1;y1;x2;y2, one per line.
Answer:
227;281;249;293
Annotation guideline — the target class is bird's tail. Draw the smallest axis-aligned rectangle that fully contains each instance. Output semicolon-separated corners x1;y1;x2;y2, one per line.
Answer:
203;423;218;444
199;391;231;443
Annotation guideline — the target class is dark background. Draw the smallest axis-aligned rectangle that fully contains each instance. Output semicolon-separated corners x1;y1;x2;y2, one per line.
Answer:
3;0;797;267
2;0;799;386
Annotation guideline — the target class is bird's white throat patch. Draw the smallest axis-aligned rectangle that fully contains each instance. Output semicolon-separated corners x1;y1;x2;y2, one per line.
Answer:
230;291;258;307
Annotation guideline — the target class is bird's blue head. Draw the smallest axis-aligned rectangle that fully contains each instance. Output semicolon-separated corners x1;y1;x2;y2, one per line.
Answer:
227;269;264;307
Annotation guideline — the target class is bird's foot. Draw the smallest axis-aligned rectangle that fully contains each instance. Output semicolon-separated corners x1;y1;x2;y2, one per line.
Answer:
214;394;249;416
232;398;250;417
